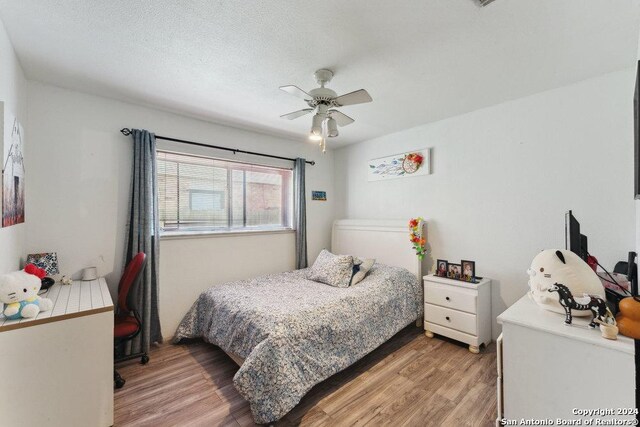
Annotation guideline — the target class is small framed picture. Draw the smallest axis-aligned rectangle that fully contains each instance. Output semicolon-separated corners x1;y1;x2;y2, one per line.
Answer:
448;263;461;280
436;259;448;277
311;191;327;201
461;260;476;282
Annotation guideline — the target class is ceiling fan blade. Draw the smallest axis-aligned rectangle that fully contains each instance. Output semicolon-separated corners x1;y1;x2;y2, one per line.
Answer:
280;109;314;120
334;89;372;107
329;109;355;127
279;85;312;100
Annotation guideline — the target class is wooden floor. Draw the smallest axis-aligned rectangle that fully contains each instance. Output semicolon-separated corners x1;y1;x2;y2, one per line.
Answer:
114;326;497;426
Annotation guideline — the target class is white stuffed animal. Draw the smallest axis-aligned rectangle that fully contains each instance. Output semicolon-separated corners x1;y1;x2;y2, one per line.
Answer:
0;265;53;320
527;249;605;317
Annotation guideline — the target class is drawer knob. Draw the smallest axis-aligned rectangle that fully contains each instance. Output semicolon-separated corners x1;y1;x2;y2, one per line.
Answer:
445;316;450;321
445;296;450;301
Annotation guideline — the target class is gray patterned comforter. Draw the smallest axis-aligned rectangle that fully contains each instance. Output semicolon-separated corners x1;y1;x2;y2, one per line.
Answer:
173;264;422;424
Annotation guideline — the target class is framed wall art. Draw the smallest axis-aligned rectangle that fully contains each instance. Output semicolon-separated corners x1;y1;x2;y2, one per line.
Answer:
1;103;25;228
311;191;327;201
368;148;430;181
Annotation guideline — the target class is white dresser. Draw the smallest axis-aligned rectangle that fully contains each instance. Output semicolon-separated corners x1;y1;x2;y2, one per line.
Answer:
423;274;492;353
497;294;635;425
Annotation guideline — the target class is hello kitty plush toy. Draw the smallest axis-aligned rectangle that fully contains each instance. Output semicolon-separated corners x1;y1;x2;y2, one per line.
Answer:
0;264;53;320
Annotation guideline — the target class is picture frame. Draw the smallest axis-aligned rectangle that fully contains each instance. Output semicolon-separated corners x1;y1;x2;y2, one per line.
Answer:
461;260;476;282
311;190;327;201
436;259;448;277
368;148;431;181
447;263;461;280
2;106;25;228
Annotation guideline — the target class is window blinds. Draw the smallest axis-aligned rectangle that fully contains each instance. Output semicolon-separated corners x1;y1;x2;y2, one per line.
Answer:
157;151;293;233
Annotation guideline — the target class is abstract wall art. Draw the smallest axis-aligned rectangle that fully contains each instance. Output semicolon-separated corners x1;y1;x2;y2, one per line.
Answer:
311;191;327;201
2;103;25;227
367;148;431;181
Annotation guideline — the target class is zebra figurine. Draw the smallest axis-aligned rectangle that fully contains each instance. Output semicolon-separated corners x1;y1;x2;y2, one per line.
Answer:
547;282;608;328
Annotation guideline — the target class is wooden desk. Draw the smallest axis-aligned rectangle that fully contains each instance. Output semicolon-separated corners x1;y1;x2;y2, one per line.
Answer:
0;278;114;426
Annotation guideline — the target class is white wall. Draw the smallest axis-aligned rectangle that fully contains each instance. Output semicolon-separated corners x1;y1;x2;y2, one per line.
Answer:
334;69;637;338
25;82;335;336
0;18;27;273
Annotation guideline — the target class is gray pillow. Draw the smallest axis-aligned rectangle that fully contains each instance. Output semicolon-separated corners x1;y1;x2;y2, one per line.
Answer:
351;258;376;286
307;249;354;288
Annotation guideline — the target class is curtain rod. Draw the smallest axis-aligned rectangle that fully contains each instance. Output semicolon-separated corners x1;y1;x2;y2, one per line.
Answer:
120;128;315;166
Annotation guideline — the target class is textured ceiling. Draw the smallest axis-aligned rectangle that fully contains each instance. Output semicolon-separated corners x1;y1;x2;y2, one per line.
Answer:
0;0;638;145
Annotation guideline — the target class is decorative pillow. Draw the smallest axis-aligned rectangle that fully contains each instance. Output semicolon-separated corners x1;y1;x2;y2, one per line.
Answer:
307;249;354;288
26;252;59;276
351;258;376;286
350;257;363;281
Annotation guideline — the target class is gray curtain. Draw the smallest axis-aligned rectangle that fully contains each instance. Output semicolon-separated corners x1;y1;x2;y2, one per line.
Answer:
294;158;308;269
123;129;162;354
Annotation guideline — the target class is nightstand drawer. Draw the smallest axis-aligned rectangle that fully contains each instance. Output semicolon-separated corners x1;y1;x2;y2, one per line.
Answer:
425;303;477;335
425;282;477;314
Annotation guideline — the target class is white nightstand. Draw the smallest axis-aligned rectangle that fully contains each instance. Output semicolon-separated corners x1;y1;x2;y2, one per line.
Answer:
423;274;492;353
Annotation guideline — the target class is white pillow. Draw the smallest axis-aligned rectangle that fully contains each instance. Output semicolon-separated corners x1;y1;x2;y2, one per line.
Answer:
307;249;354;288
351;258;376;286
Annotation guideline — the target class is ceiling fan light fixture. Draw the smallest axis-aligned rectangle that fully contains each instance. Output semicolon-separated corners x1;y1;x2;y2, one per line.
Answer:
309;133;322;142
327;117;339;138
310;113;324;136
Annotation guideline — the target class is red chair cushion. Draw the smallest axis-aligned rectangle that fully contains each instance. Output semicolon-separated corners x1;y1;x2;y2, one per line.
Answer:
114;316;140;338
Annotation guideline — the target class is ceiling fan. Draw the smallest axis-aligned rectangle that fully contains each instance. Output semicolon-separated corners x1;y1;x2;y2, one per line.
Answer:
279;69;372;151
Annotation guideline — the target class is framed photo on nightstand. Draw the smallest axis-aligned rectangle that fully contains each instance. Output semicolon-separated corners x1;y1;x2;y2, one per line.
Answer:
436;259;448;277
461;260;475;282
447;263;461;279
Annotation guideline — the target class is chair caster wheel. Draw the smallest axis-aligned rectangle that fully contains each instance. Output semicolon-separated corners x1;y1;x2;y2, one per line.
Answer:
141;355;149;365
114;370;125;389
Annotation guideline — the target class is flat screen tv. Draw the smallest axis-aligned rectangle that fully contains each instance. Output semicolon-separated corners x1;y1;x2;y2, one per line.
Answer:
565;210;588;262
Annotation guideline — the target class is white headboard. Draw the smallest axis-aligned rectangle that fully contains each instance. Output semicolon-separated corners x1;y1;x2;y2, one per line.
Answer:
331;219;423;279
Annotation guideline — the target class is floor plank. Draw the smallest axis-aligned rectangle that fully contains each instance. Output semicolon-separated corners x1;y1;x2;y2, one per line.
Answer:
115;326;497;426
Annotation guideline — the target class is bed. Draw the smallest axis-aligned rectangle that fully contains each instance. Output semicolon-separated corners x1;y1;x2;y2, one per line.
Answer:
173;219;424;424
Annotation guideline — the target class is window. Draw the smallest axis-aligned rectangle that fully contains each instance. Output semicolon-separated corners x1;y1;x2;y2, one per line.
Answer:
189;190;225;211
157;150;293;234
